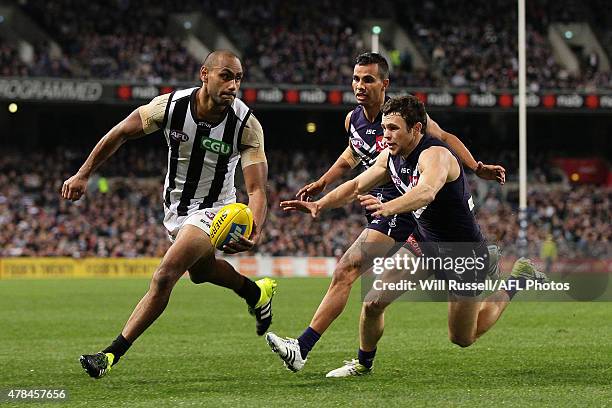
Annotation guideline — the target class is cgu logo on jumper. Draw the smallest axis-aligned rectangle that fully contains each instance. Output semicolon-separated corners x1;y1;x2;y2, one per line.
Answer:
201;137;232;155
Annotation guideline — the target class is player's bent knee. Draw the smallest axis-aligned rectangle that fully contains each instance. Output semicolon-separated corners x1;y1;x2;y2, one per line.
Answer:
151;265;181;294
188;273;207;285
449;333;475;348
332;261;361;286
363;300;387;316
188;256;224;285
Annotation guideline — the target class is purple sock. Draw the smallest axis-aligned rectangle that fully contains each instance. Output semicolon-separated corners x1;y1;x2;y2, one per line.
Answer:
297;326;320;359
358;348;376;368
504;276;527;300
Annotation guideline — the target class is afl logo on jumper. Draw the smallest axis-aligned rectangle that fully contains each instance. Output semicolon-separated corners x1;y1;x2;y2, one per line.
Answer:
170;130;189;142
351;138;364;149
391;174;402;187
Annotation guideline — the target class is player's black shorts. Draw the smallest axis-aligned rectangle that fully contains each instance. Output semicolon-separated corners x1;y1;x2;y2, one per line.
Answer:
412;231;493;297
365;212;416;243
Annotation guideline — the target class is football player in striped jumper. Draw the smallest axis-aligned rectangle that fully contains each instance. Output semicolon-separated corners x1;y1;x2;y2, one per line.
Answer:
62;50;276;378
266;53;505;373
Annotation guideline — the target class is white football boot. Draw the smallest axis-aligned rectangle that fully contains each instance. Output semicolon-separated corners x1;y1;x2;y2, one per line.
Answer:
265;332;306;372
326;358;372;378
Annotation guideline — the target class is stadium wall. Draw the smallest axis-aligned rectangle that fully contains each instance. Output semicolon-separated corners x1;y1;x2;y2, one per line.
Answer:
1;78;611;112
0;258;608;279
0;257;337;279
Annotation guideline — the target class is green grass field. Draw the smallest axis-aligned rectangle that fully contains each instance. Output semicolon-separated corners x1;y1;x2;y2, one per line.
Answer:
1;278;611;407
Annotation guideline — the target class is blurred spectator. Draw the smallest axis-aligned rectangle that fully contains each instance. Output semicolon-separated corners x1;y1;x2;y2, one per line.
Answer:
0;41;32;77
540;234;558;274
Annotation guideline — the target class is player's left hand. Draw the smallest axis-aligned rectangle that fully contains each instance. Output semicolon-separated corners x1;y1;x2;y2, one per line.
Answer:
474;161;506;185
223;222;259;254
358;194;389;217
280;199;321;218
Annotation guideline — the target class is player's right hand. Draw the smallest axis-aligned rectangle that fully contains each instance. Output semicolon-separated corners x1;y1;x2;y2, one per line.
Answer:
475;162;506;185
296;180;326;201
223;222;258;254
61;173;88;201
280;200;320;218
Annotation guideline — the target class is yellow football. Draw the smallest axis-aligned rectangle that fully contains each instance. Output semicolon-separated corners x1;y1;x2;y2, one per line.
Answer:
209;203;254;249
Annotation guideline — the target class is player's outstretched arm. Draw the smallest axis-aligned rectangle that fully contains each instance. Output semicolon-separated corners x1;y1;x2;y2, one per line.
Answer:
282;149;390;217
296;111;360;200
224;115;268;254
426;114;506;185
223;162;268;254
61;99;158;201
361;147;456;217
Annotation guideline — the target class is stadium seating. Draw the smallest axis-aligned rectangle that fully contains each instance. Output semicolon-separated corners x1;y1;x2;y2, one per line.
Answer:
1;0;608;89
1;147;608;258
18;0;201;82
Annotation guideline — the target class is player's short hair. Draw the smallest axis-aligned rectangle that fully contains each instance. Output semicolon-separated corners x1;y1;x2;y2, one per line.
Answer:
355;52;389;80
382;95;427;134
203;50;241;68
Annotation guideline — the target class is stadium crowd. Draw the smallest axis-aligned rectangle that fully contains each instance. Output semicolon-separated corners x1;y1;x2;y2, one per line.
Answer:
1;0;609;90
1;148;609;259
17;0;201;83
399;0;610;91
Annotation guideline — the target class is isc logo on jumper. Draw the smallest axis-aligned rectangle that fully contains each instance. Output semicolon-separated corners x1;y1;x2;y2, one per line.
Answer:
201;138;232;155
365;129;377;135
170;130;189;142
351;138;364;149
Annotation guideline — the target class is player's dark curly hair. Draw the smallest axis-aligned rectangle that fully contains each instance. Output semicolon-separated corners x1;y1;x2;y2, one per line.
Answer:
355;52;389;80
382;95;427;134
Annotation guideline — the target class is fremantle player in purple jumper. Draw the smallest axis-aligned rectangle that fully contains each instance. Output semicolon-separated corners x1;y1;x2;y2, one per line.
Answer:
282;95;545;377
266;53;506;373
